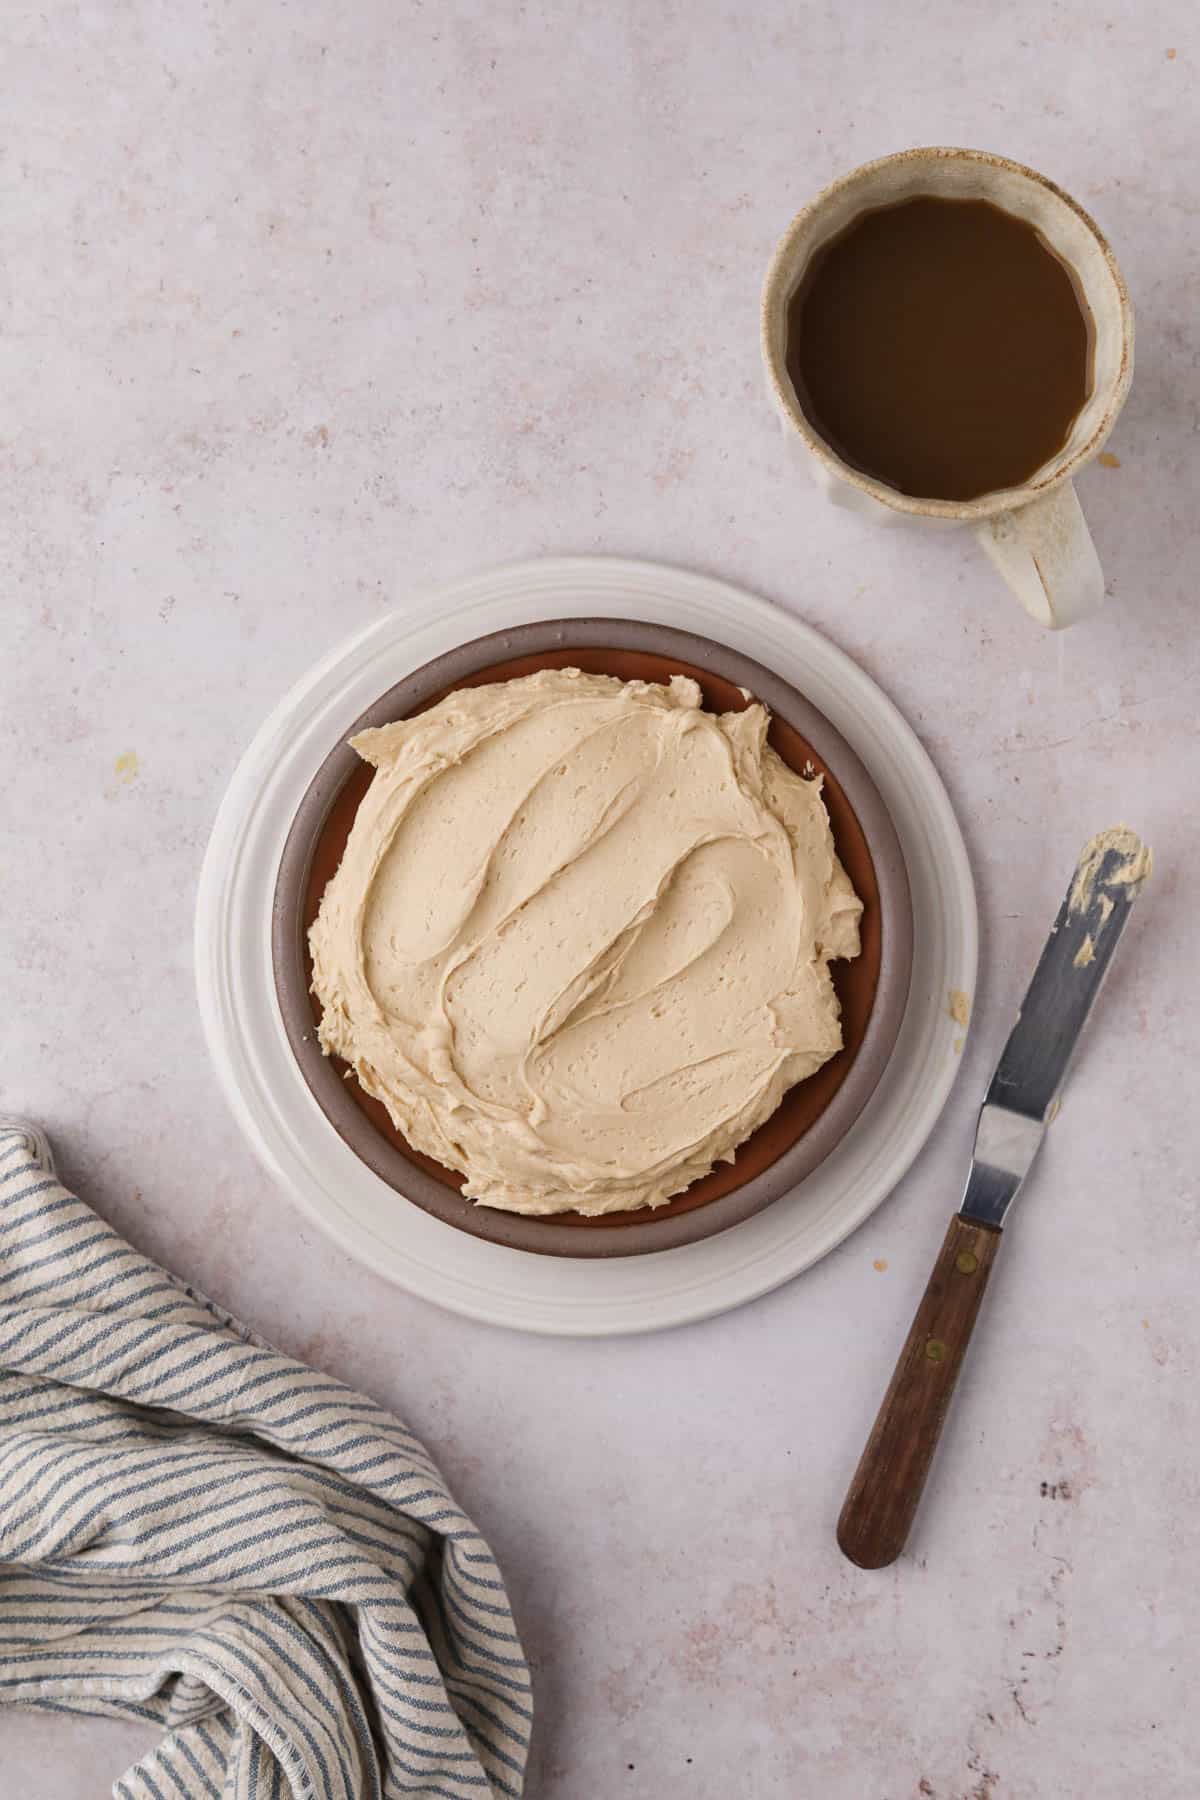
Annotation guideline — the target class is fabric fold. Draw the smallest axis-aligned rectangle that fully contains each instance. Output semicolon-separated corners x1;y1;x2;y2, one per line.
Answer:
0;1122;531;1800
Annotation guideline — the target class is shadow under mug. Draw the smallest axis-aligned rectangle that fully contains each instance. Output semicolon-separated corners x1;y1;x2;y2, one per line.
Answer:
762;147;1135;630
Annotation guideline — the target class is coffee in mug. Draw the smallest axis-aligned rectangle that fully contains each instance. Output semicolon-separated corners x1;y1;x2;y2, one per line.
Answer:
761;149;1134;630
785;195;1093;503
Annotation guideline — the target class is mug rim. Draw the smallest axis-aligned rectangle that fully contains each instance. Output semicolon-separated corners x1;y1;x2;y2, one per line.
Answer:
760;145;1135;522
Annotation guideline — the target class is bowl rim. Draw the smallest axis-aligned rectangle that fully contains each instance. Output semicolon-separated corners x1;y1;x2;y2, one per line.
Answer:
271;617;913;1257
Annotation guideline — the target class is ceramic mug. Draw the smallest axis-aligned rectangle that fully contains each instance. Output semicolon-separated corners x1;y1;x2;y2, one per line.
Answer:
762;147;1134;630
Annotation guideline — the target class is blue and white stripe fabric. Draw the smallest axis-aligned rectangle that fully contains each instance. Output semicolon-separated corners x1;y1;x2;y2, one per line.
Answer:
0;1122;531;1799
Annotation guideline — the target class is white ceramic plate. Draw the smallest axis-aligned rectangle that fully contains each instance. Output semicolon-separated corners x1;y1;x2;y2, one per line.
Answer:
194;558;977;1336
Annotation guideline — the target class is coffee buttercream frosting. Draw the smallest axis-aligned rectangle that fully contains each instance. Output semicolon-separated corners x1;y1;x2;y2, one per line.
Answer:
309;669;862;1215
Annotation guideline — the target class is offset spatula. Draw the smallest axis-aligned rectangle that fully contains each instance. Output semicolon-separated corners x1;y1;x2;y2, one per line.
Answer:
837;826;1152;1570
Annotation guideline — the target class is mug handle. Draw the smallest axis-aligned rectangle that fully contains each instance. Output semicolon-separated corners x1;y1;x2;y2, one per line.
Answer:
972;480;1104;630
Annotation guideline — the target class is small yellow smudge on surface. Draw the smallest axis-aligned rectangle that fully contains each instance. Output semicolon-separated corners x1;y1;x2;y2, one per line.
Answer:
1166;47;1177;59
953;1037;964;1056
1142;1319;1150;1329
1046;1096;1062;1125
113;752;139;784
948;989;971;1027
1074;934;1095;968
1098;451;1121;469
873;1258;888;1273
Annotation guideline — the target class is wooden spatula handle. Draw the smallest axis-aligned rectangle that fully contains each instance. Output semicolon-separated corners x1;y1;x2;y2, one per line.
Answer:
837;1214;1002;1569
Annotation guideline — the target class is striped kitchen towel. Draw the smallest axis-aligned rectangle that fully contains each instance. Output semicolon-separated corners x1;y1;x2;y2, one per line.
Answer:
0;1121;531;1800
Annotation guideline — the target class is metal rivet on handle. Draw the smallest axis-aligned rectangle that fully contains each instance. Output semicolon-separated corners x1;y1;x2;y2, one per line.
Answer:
956;1250;979;1275
925;1339;947;1362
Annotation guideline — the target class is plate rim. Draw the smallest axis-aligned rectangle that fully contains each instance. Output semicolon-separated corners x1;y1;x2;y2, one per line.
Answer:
195;555;978;1336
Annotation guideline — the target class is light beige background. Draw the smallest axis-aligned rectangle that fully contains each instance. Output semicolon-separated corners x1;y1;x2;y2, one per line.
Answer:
2;3;1198;1796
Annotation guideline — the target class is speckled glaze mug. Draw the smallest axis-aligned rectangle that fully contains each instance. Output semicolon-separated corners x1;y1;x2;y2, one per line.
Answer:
762;148;1134;630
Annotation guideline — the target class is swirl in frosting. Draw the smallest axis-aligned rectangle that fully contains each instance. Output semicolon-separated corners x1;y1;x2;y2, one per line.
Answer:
309;668;862;1216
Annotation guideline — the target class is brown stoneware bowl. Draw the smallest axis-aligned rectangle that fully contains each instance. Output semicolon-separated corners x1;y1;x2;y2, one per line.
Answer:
272;619;912;1257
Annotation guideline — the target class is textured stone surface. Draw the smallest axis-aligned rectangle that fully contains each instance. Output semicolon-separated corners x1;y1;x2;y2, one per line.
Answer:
2;3;1198;1796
